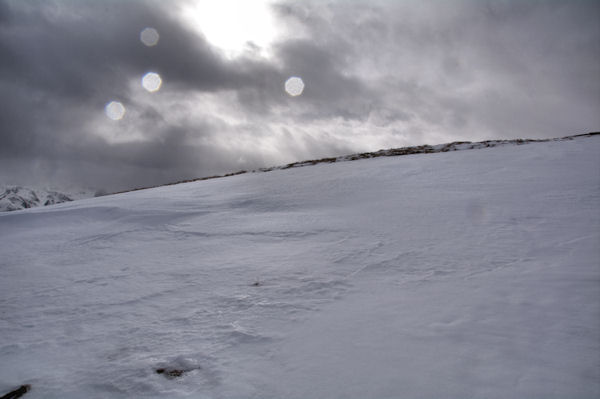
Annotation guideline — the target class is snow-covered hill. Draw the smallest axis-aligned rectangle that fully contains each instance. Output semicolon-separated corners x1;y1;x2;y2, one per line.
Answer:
0;136;599;398
0;186;94;212
117;133;599;193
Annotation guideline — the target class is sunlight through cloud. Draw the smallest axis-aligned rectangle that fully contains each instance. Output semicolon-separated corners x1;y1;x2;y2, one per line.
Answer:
285;76;305;97
142;72;162;92
179;1;277;58
104;101;125;120
140;27;159;47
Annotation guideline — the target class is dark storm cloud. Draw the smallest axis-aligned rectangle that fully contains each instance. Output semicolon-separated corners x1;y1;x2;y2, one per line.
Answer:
0;0;286;190
0;0;365;191
271;0;600;137
274;38;375;120
1;0;267;98
0;0;598;192
0;0;282;112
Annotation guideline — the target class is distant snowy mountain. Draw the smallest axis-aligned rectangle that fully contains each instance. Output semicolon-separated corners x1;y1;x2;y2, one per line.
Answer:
0;186;95;212
0;187;72;212
1;135;599;398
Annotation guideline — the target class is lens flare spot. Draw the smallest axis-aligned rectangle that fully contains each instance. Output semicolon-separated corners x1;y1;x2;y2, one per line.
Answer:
140;27;159;47
285;76;304;96
142;72;162;92
105;101;126;120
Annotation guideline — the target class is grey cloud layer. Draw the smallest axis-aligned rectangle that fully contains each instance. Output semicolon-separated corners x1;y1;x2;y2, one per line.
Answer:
0;0;598;191
0;0;285;189
273;0;600;134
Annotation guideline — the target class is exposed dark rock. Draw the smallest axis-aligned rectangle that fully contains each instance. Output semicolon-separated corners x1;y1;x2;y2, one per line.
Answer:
156;368;194;379
0;385;31;399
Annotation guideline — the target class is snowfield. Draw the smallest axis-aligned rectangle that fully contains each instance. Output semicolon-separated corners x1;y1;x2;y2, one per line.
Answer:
1;136;599;398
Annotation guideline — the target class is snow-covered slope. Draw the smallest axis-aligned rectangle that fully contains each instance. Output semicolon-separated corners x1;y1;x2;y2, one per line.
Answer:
0;186;94;212
0;136;599;398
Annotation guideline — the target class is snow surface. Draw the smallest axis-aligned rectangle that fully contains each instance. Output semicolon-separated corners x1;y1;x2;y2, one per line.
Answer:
1;137;599;398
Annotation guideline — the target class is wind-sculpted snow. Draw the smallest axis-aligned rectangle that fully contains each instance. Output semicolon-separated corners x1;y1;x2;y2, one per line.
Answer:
0;136;599;398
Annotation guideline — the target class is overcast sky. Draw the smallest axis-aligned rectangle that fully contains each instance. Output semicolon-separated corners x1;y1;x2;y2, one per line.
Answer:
1;0;599;192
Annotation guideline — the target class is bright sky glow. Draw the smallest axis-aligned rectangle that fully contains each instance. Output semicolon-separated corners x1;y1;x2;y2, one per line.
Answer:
142;72;162;92
104;101;126;120
179;0;278;57
140;27;159;47
285;76;305;96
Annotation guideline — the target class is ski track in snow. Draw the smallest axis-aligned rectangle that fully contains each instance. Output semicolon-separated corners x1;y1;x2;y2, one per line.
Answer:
0;137;599;398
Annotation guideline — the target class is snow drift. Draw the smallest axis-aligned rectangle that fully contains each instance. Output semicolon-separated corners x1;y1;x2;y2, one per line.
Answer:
0;136;599;398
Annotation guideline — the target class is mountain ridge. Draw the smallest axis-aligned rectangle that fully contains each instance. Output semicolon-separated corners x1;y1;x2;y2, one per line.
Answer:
0;186;96;213
3;132;597;212
114;131;599;194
